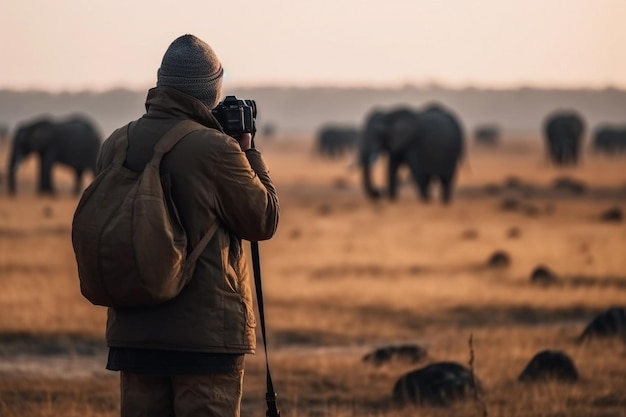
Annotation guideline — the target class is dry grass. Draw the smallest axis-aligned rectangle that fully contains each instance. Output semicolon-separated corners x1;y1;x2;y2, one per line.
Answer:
0;137;625;416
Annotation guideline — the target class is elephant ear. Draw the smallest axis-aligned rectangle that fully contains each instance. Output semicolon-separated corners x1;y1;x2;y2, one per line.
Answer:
360;114;386;164
31;127;49;149
24;121;54;150
388;113;419;154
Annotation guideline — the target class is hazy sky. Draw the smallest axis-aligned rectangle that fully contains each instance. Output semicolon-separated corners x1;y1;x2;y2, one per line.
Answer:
1;0;625;91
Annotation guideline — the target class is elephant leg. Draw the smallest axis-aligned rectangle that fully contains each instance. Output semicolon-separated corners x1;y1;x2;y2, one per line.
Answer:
408;169;432;202
387;155;402;200
362;164;381;200
73;170;84;196
415;173;432;202
405;152;431;202
439;172;456;204
39;153;56;195
572;145;580;165
558;144;567;165
562;144;570;165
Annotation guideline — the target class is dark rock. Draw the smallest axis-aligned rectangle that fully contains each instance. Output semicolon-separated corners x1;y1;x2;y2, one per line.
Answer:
552;177;586;194
487;250;511;268
483;183;501;196
332;177;350;190
504;176;524;189
507;227;521;239
600;207;623;223
500;198;540;216
523;205;540;217
317;204;332;216
362;344;427;366
518;350;578;382
530;266;559;285
578;307;626;342
500;198;522;211
461;229;479;240
392;362;480;407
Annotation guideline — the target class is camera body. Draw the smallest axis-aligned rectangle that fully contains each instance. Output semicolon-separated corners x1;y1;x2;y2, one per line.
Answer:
212;95;257;137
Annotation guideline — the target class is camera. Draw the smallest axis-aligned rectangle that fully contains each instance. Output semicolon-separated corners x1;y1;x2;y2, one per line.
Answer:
212;95;257;137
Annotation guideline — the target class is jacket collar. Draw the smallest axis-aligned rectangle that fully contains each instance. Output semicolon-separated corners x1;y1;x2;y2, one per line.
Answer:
144;86;224;132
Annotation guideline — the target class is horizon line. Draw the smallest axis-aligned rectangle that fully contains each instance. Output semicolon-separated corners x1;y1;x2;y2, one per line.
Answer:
2;82;626;95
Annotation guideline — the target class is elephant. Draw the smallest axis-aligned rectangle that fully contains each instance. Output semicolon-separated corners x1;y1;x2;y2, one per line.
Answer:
259;122;277;140
359;103;464;204
543;111;585;166
592;125;626;155
8;115;101;196
473;124;500;147
316;125;359;158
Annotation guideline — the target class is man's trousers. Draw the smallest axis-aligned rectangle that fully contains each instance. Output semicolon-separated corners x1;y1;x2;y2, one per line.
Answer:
120;370;244;417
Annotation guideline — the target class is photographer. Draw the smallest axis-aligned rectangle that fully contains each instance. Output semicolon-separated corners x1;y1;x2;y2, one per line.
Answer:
95;34;279;417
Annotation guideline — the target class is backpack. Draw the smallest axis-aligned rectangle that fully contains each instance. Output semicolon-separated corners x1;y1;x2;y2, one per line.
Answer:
71;119;218;307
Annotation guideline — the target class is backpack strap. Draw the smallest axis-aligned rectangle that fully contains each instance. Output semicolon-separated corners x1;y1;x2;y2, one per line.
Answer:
147;119;218;271
112;123;133;166
104;119;218;277
183;221;220;275
150;119;206;166
111;120;206;167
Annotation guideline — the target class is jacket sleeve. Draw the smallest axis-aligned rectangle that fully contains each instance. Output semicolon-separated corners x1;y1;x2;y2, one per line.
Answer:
212;138;279;242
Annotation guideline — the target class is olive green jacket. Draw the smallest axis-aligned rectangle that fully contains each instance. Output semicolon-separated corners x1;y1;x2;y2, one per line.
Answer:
97;86;279;354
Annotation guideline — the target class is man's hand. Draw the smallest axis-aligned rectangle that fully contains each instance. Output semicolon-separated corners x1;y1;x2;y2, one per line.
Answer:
234;133;253;151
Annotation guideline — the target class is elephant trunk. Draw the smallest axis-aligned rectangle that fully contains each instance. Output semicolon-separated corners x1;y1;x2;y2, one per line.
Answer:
360;152;381;200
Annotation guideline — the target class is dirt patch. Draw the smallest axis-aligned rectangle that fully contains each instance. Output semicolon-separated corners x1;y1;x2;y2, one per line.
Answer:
0;332;105;357
309;264;427;279
447;305;602;328
0;263;57;275
0;226;70;238
0;333;107;379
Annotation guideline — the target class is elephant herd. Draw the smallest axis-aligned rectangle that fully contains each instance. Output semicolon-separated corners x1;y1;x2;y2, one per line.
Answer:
473;124;500;147
316;125;359;157
3;115;101;196
3;106;625;200
317;103;466;204
542;111;626;163
317;103;465;204
315;106;626;204
8;106;467;202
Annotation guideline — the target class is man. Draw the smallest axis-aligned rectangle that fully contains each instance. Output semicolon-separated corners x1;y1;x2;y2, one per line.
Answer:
97;34;279;417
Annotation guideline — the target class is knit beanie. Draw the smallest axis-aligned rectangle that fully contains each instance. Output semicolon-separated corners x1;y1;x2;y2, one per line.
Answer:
157;34;224;109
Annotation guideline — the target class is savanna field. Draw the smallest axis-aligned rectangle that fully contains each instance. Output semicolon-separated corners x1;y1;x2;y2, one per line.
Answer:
0;135;625;417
